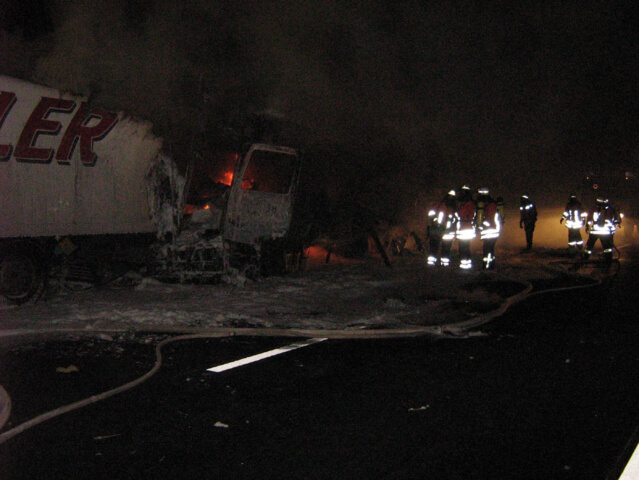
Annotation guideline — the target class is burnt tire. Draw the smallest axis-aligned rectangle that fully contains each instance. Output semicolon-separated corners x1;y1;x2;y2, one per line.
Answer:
0;250;46;305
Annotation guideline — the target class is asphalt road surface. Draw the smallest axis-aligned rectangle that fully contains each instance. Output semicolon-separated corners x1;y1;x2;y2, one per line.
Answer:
1;246;638;480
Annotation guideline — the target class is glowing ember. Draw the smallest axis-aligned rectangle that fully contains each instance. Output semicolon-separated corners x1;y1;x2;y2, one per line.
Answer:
218;171;234;186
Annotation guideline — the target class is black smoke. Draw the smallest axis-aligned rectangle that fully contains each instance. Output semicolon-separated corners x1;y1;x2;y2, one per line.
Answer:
1;0;638;219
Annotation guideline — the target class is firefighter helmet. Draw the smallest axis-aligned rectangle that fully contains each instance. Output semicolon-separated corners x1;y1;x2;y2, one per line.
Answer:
458;184;473;201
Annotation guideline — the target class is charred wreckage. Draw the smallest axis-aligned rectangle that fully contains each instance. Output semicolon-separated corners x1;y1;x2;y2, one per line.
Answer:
0;75;336;305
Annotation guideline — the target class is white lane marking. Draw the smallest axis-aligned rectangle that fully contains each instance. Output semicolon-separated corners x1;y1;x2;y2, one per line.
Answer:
619;440;639;480
207;338;328;373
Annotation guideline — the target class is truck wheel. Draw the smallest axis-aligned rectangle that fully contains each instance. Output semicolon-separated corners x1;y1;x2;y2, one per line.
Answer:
0;251;45;305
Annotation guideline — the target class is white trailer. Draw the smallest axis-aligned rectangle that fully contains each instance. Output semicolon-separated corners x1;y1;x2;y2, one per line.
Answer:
0;76;304;303
0;75;171;237
0;75;183;303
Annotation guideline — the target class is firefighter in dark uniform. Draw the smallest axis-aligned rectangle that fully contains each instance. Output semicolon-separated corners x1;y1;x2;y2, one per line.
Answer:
476;188;502;269
583;197;621;263
426;190;458;266
519;194;538;250
559;193;587;253
455;185;476;269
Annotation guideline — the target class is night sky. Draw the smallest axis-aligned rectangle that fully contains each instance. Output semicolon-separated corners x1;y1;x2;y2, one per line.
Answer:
1;0;638;216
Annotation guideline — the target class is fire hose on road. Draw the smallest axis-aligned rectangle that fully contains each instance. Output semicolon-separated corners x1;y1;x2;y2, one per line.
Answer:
0;246;627;444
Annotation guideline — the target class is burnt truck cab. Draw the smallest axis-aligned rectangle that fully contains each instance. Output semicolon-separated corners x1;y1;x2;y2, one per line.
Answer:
154;143;303;283
224;144;300;243
221;143;302;278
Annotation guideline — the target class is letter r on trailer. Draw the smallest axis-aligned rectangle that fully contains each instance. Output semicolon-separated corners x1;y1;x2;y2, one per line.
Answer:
56;103;119;166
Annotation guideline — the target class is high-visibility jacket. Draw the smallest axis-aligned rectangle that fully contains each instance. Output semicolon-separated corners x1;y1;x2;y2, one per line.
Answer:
456;199;476;240
519;200;538;225
562;199;586;229
428;201;458;240
588;205;621;235
479;201;501;240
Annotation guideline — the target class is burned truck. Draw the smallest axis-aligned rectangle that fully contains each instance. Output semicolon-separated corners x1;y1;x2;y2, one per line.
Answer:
0;75;303;304
151;143;303;284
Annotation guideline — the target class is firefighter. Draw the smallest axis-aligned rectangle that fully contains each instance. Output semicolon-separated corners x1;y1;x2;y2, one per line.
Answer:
519;194;538;250
583;197;621;263
456;185;476;269
496;196;505;223
476;188;502;269
426;190;458;266
559;193;587;253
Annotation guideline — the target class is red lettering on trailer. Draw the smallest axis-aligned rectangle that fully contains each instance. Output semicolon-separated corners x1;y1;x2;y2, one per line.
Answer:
56;102;118;165
14;97;76;163
0;91;17;160
1;91;121;165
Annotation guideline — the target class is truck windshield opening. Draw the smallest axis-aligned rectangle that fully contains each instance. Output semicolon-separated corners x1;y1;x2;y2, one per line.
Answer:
241;150;298;194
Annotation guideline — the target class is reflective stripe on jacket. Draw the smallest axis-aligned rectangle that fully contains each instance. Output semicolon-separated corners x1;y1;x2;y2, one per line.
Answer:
480;202;501;240
588;206;620;235
456;200;476;240
562;200;586;229
428;201;458;239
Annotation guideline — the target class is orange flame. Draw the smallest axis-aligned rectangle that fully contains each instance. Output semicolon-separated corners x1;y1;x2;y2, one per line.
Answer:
218;170;234;186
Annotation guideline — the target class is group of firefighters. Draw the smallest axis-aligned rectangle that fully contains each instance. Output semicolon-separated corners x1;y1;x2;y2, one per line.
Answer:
426;187;623;270
426;185;504;270
559;193;623;262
